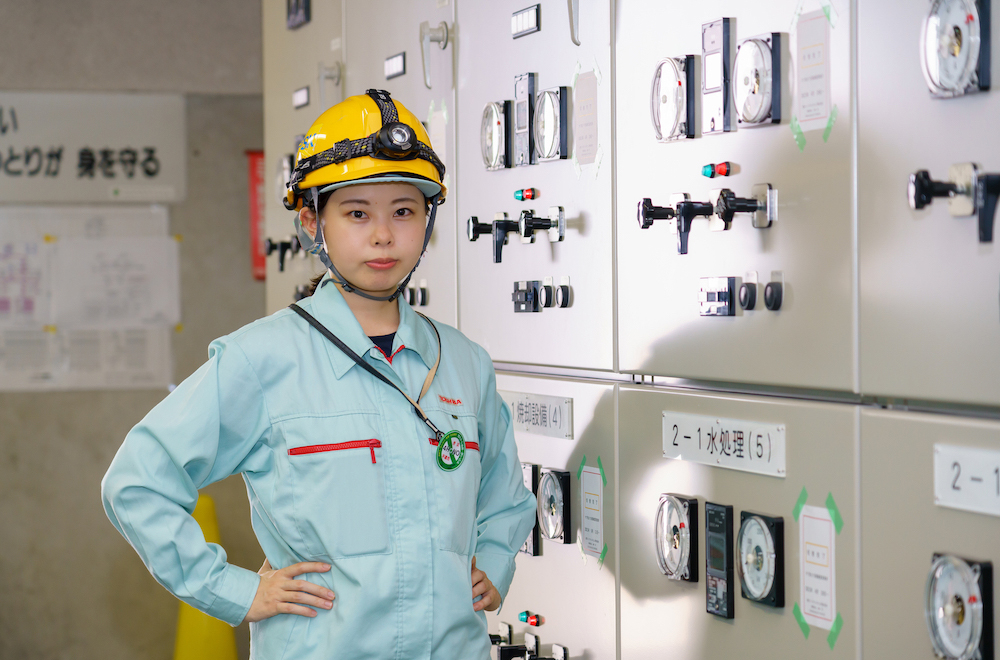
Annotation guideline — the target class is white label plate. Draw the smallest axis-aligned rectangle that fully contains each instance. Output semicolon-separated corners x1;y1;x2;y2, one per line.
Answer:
581;465;603;558
498;390;574;439
662;412;786;477
934;444;1000;518
800;505;836;630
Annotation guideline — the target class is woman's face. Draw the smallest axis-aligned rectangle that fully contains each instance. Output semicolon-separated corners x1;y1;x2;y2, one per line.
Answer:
302;182;428;297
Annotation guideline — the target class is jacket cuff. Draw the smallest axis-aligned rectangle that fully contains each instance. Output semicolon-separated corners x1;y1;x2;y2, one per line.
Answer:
474;552;516;607
208;564;260;627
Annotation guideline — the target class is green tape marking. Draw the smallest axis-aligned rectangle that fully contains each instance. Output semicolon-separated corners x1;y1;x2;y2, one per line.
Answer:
793;603;811;639
793;487;809;521
826;492;844;535
827;612;844;649
822;105;839;143
791;117;807;152
597;456;607;487
598;543;608;567
822;4;832;23
577;455;587;480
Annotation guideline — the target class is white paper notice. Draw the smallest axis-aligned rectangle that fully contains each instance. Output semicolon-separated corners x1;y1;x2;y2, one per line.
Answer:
800;505;836;629
581;465;603;558
0;239;50;328
573;71;599;165
50;236;180;328
796;10;832;132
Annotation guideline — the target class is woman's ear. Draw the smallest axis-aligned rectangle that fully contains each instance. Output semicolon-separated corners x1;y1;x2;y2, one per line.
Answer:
299;206;318;241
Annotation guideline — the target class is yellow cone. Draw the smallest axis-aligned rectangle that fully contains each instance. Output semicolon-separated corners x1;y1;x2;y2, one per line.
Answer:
173;495;239;660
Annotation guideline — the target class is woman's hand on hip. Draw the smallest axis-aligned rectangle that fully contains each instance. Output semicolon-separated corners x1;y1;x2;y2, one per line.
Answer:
471;556;501;612
243;558;335;623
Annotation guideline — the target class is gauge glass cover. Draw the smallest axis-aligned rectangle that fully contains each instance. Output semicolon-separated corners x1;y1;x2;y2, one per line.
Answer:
650;58;686;141
655;494;691;579
534;90;561;159
537;471;564;540
921;0;982;96
481;102;505;169
734;39;773;124
925;555;984;660
737;516;776;600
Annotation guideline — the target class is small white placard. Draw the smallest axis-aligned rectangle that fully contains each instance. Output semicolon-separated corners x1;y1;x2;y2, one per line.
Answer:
292;87;310;109
800;505;836;630
573;71;599;165
498;390;573;439
934;444;1000;518
662;412;786;477
796;10;832;132
384;52;405;80
581;465;603;558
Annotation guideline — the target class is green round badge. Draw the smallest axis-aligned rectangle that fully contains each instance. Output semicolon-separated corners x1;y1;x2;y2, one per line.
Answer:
436;430;466;471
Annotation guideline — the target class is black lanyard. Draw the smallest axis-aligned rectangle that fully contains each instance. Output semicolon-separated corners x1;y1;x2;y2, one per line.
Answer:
289;303;444;440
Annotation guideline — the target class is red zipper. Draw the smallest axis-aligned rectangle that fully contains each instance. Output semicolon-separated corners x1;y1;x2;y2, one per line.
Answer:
428;437;479;452
288;439;383;464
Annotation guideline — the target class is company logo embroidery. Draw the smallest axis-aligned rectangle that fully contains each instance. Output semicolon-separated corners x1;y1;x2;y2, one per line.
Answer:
436;430;466;471
439;395;463;405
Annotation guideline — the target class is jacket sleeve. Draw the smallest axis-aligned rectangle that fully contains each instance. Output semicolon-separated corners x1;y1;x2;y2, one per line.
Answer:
472;345;537;604
100;337;270;626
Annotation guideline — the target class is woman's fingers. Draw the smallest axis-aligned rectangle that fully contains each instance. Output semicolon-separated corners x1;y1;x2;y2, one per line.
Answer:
286;578;336;601
281;561;331;578
473;590;494;612
471;579;490;599
276;600;319;618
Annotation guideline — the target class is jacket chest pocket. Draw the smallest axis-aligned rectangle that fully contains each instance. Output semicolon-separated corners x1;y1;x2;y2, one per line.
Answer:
427;412;482;555
283;415;392;560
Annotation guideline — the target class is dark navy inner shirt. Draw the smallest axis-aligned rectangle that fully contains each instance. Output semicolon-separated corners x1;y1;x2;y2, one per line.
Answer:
369;333;395;359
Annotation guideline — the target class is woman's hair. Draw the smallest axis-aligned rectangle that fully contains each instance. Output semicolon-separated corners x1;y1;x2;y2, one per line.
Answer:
300;188;431;297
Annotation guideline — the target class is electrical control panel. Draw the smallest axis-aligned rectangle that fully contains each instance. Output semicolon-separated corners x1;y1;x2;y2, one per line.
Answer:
616;0;856;391
859;0;1000;406
487;373;616;660
456;0;614;370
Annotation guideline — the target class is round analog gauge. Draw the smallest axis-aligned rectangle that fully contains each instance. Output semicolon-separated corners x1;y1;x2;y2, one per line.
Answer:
734;39;773;124
654;494;691;579
925;555;985;660
534;90;562;159
650;58;686;141
921;0;982;96
537;471;565;540
737;516;776;600
481;102;506;170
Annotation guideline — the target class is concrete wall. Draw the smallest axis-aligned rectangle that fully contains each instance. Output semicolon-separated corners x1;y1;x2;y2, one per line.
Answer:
0;3;265;659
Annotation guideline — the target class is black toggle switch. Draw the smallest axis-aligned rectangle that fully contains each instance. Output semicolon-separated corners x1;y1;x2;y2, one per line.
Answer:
467;216;491;241
715;189;763;229
637;198;675;229
739;282;756;310
764;282;782;310
498;646;530;660
518;207;566;242
675;200;715;255
493;217;520;263
908;164;1000;242
539;283;555;308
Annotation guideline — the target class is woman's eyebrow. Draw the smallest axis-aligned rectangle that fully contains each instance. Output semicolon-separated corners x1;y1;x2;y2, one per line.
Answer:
391;197;420;204
338;198;370;206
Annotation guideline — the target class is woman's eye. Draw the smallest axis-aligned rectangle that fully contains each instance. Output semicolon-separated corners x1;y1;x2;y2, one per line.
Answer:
351;210;365;219
395;208;412;217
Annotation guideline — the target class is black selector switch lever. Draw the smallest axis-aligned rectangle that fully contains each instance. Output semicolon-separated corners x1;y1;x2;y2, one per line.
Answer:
674;199;715;255
468;213;519;263
498;646;530;660
637;197;674;229
518;207;566;242
265;237;293;272
909;163;1000;242
467;216;492;241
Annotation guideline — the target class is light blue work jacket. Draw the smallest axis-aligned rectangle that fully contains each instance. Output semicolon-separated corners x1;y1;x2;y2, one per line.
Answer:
101;276;536;659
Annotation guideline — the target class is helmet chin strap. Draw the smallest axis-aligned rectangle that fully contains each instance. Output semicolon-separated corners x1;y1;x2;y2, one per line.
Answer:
297;186;441;303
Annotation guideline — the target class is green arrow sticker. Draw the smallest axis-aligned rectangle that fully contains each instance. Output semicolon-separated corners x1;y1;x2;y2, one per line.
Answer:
827;612;844;650
825;492;844;535
597;456;607;487
791;116;807;152
823;105;839;143
598;543;608;567
577;455;587;480
793;603;811;639
793;487;809;521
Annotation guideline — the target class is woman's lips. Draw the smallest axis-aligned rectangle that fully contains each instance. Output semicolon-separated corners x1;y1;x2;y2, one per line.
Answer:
366;259;398;270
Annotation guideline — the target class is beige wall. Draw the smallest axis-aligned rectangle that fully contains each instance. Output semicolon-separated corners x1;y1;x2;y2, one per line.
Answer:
0;3;265;660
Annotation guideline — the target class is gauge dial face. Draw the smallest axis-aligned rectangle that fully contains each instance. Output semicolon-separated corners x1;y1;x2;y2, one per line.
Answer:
921;0;982;96
737;516;776;600
534;90;561;159
925;555;984;660
481;102;505;170
655;494;691;579
650;58;686;141
734;39;773;124
537;471;565;540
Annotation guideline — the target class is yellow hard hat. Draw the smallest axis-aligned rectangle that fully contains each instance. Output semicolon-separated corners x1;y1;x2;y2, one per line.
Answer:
285;89;446;211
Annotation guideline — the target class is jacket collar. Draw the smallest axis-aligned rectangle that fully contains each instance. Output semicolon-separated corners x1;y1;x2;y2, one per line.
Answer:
304;274;438;379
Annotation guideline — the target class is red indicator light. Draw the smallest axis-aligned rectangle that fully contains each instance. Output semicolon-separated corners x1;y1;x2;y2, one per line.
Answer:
679;522;686;529
715;162;732;177
515;188;538;201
